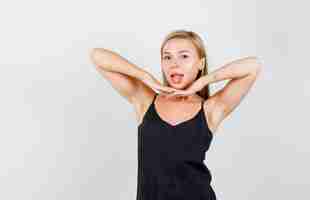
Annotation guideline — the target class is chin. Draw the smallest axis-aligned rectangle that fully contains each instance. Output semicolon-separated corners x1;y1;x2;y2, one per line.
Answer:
167;81;187;90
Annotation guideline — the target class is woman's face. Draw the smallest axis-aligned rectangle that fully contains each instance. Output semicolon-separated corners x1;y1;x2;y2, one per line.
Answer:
161;38;204;90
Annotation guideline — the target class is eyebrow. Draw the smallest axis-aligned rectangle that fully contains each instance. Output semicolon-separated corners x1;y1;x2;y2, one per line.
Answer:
163;50;191;54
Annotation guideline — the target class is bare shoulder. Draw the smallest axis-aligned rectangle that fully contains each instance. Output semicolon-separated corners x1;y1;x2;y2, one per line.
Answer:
131;83;156;126
202;95;225;135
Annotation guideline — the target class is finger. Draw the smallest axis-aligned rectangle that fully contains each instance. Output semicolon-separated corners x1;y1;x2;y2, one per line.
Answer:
157;88;172;94
172;91;186;96
154;86;172;93
161;91;176;97
160;89;176;94
154;88;166;94
162;87;177;93
158;90;175;96
165;92;183;98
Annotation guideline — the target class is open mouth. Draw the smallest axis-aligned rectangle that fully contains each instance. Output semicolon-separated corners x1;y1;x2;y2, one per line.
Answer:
170;73;184;84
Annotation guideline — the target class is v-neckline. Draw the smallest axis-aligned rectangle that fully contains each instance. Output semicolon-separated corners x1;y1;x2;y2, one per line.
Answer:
153;95;203;128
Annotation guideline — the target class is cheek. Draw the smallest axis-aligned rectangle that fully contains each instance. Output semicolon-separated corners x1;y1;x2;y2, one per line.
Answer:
178;74;194;87
183;64;197;75
184;69;198;80
184;72;199;87
183;59;196;67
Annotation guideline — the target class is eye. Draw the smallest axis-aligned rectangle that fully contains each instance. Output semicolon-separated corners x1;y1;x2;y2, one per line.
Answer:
163;56;170;60
182;54;189;59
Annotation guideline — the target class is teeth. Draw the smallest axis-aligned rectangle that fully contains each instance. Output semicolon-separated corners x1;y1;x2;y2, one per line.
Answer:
171;74;183;83
171;74;183;77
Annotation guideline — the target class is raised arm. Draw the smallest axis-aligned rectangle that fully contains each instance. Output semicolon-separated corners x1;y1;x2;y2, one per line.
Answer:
202;56;263;132
89;48;177;124
89;48;151;104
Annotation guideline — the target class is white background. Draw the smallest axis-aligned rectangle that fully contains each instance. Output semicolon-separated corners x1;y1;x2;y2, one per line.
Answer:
0;0;309;199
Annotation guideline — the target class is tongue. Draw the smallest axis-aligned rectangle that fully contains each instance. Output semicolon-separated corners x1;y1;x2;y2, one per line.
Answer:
171;74;183;83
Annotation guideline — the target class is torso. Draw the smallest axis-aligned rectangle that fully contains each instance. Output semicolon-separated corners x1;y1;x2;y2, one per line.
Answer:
136;93;216;200
135;92;217;134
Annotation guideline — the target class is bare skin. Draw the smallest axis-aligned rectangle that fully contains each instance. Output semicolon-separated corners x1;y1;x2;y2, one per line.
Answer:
138;92;216;134
90;39;262;136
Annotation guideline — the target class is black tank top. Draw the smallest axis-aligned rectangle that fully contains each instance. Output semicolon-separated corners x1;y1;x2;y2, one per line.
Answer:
136;93;216;200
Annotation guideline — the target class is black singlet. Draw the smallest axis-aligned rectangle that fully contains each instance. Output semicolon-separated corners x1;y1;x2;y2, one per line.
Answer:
136;93;216;200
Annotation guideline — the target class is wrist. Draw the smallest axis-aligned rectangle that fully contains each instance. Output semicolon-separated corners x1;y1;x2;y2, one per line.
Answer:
200;74;212;86
139;69;151;82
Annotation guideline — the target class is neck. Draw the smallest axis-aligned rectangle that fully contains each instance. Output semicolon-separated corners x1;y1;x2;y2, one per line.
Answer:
162;93;199;102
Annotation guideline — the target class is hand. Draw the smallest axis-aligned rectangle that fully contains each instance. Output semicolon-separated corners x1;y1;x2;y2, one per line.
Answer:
142;72;177;95
164;77;205;98
163;58;207;98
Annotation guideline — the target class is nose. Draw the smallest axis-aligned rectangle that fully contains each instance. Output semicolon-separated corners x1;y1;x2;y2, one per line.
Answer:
170;58;180;68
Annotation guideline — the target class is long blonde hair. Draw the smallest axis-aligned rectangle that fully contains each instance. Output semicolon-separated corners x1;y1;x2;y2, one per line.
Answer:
160;29;210;100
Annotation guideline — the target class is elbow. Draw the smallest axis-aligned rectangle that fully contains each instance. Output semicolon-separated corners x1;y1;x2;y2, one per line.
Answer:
253;57;263;75
89;48;108;67
89;48;98;65
89;48;102;60
246;56;263;76
251;62;263;77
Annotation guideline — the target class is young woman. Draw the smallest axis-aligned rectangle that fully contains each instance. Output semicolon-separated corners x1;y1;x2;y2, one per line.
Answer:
90;30;262;200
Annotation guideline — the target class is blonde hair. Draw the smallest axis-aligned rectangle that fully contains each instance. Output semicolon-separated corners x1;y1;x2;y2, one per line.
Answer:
160;29;210;100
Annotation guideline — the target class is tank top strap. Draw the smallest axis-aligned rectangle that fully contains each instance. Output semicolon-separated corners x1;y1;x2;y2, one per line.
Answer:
152;93;158;103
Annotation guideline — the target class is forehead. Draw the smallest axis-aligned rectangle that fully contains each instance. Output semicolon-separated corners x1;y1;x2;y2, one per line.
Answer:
162;38;196;54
